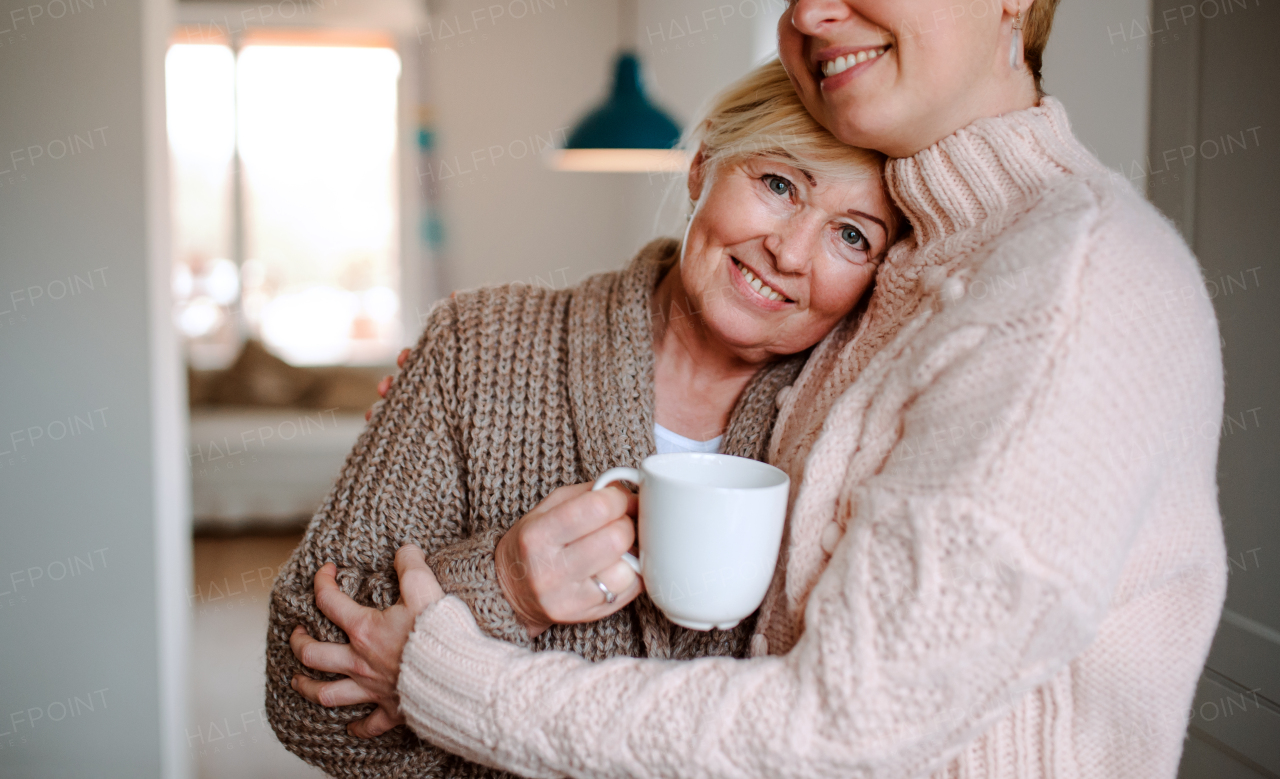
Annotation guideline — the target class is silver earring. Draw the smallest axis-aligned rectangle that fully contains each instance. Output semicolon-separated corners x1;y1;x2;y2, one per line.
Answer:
1009;10;1024;70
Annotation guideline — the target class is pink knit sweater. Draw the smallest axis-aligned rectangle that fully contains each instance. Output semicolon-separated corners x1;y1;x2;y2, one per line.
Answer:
396;99;1227;779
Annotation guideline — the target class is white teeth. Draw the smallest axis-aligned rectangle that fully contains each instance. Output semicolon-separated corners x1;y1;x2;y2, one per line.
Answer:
822;46;887;77
735;259;789;302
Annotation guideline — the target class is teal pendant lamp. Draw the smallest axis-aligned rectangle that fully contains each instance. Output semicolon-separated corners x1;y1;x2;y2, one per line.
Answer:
548;1;688;172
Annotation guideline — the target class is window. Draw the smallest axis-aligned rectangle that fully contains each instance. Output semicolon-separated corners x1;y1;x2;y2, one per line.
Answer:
166;29;403;367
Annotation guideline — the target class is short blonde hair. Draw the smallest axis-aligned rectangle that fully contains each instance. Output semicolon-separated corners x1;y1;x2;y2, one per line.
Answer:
684;58;886;185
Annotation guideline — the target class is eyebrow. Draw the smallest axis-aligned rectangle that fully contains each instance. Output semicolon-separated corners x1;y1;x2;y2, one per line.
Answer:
846;209;888;234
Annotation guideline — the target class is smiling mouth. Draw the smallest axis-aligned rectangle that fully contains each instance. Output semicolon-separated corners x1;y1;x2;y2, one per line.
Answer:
819;45;891;79
732;258;793;303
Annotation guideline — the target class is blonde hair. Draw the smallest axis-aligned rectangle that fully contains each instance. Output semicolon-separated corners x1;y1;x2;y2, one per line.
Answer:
683;58;886;186
1024;0;1062;95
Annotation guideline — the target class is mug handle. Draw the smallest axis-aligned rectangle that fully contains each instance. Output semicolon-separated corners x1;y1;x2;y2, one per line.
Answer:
592;467;643;574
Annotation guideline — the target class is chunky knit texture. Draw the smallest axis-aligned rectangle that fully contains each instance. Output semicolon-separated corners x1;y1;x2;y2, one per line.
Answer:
396;98;1228;779
264;240;805;778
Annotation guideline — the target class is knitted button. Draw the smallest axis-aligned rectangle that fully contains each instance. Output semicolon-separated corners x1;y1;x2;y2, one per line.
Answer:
820;521;843;554
775;385;793;409
750;633;769;657
942;277;966;301
920;265;947;294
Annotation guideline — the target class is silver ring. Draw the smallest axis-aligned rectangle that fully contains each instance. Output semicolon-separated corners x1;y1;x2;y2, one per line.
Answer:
591;575;617;605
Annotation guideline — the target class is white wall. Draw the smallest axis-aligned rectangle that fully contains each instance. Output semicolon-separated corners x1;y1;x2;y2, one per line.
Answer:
1041;0;1152;180
0;0;189;776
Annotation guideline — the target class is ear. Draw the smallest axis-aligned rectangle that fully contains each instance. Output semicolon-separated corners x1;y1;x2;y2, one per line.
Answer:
687;144;709;203
1001;0;1032;20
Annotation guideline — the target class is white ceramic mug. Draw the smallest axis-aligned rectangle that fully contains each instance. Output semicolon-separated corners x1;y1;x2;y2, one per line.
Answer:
592;452;789;631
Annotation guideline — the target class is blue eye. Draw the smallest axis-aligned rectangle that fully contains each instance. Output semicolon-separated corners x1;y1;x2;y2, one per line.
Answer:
762;174;792;197
840;224;868;250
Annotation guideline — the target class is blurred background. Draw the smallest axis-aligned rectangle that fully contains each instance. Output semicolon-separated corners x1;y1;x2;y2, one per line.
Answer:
0;0;1275;776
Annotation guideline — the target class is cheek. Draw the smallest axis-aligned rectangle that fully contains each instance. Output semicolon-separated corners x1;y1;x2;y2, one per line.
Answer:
896;12;993;94
777;12;803;69
698;184;773;249
777;30;831;124
680;218;735;298
810;262;873;321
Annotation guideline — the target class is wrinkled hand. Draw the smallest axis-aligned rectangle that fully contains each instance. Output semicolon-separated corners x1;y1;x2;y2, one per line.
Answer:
290;544;444;738
496;483;643;640
366;348;411;421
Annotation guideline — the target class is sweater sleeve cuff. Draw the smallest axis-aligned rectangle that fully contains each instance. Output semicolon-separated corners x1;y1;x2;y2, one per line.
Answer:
426;526;532;648
398;595;530;770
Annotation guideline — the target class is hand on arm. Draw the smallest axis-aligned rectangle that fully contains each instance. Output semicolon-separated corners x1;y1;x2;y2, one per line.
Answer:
292;483;643;741
291;545;446;738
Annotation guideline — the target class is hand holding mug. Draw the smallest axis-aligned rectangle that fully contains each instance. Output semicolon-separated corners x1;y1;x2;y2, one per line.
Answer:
592;453;788;631
494;483;643;639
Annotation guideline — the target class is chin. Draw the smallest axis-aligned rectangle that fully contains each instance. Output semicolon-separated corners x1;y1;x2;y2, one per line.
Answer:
819;89;911;154
702;302;785;356
836;113;894;153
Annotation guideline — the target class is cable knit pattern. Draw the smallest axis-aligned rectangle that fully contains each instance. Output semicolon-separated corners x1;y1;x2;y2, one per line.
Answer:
396;99;1228;779
265;238;804;778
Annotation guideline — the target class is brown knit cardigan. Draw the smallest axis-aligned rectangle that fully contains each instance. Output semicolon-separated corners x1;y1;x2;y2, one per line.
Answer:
264;238;805;778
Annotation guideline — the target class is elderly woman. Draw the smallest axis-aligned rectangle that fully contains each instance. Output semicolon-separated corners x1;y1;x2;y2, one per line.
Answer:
289;0;1228;777
266;59;899;777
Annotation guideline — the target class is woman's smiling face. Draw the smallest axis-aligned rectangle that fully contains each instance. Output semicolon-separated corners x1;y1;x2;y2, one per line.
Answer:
777;0;1032;157
678;153;894;361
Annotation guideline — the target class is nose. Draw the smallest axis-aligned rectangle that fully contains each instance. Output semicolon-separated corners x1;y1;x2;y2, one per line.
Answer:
791;0;854;36
764;218;818;277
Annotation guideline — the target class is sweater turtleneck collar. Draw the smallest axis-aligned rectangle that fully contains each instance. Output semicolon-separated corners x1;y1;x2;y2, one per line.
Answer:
885;97;1102;247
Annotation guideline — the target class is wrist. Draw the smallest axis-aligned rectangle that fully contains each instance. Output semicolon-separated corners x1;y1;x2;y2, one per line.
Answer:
494;530;551;640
